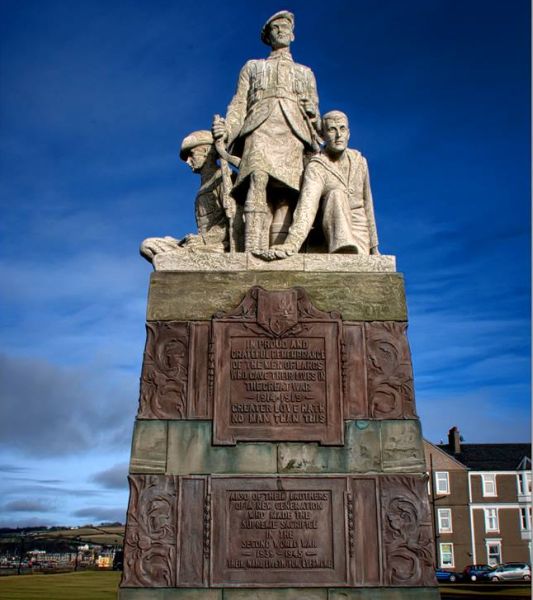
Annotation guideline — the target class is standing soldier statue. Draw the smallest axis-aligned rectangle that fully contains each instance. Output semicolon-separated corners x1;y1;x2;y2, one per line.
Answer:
212;10;321;253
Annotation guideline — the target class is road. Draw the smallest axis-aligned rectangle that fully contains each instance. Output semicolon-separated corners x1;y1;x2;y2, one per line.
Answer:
440;582;531;599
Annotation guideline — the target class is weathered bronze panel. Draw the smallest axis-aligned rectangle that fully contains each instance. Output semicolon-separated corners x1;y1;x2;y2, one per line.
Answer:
365;322;416;419
122;474;178;587
188;322;211;418
380;475;435;587
342;324;367;419
351;477;380;585
177;477;207;586
210;476;348;587
212;287;343;445
138;322;189;419
138;322;210;419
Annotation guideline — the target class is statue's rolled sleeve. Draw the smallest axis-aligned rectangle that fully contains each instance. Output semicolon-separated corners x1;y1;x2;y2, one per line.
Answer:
363;159;379;250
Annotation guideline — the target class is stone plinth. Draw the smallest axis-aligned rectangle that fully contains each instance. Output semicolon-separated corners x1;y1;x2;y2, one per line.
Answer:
120;261;438;598
152;252;396;273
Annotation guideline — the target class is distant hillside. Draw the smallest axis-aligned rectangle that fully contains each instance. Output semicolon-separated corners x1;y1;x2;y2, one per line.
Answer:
0;524;125;553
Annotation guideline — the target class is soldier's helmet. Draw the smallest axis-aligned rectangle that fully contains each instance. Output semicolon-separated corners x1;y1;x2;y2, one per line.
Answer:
179;130;214;161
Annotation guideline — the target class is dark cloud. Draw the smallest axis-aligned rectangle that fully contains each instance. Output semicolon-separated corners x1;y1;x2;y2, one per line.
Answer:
91;463;129;490
73;507;126;524
4;477;64;485
3;499;54;513
2;483;111;499
0;353;136;458
0;465;28;473
0;517;55;529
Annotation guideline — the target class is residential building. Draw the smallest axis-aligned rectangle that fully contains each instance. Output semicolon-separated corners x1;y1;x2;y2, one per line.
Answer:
424;426;531;571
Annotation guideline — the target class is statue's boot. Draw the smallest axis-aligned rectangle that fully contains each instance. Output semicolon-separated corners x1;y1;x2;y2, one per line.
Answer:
244;171;270;253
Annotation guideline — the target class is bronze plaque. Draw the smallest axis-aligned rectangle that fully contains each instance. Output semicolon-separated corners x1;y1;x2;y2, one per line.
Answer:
210;476;348;586
212;287;343;444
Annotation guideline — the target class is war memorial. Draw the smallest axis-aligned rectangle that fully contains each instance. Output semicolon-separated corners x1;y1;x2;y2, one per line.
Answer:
119;10;439;600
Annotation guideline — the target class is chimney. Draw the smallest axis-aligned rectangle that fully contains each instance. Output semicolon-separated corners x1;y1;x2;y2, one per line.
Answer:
448;426;461;455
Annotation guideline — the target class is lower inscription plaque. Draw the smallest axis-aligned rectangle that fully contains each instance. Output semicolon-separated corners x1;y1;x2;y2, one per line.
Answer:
211;477;348;586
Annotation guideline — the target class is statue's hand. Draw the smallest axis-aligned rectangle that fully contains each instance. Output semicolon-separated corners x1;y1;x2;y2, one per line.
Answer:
253;244;297;261
299;97;315;118
212;115;228;141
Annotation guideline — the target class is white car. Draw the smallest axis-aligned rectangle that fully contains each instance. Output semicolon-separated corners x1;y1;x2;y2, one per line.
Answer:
489;562;531;582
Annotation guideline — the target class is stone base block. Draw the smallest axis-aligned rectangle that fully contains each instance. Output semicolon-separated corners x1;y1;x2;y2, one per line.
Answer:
118;588;440;600
147;271;406;321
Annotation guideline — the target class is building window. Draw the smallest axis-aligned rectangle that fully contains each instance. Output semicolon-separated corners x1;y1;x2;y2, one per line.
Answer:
482;474;497;497
486;540;501;566
518;472;532;495
439;543;454;568
485;508;499;532
435;472;450;495
520;507;532;531
438;508;453;533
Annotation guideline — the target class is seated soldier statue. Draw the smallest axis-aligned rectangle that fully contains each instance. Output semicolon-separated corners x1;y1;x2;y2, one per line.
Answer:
259;110;379;260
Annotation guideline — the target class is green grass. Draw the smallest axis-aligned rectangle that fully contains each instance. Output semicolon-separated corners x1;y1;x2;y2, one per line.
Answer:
0;570;121;600
2;573;530;600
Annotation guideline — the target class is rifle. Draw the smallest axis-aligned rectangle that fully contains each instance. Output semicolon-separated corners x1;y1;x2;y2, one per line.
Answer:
213;114;240;253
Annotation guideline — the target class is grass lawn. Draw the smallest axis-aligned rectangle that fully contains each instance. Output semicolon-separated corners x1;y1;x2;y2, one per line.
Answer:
2;574;531;600
0;570;121;600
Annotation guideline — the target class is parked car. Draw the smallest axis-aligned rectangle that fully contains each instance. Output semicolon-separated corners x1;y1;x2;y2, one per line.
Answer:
112;550;124;571
436;568;461;583
489;563;531;582
463;564;495;582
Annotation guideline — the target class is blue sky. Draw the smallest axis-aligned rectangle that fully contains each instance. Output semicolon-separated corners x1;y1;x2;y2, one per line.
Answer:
0;0;530;527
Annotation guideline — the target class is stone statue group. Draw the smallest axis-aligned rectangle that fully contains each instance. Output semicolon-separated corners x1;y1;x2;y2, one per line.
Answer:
141;10;379;263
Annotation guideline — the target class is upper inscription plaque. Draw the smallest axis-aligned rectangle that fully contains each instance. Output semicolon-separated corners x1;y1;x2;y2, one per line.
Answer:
212;287;343;445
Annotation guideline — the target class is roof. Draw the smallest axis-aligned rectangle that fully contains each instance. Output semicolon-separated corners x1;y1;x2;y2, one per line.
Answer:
437;443;531;471
423;440;468;470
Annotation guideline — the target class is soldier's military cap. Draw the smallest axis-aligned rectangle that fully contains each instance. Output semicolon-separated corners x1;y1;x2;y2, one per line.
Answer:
261;10;295;45
179;130;214;161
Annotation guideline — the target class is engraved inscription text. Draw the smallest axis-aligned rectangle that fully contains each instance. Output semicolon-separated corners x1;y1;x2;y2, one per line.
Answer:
225;489;333;570
230;337;327;428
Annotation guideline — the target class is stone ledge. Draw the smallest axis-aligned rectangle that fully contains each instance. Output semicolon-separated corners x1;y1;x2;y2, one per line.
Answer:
152;252;396;273
118;588;439;599
129;420;168;473
224;590;327;600
128;420;426;476
147;271;407;322
118;590;221;600
166;421;277;474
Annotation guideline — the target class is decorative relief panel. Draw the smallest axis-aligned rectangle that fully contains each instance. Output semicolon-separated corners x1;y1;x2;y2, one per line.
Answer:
136;314;418;422
121;474;436;590
122;474;178;587
138;322;189;419
138;322;210;419
210;476;348;587
211;287;344;445
365;322;416;419
380;475;435;587
341;323;367;418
